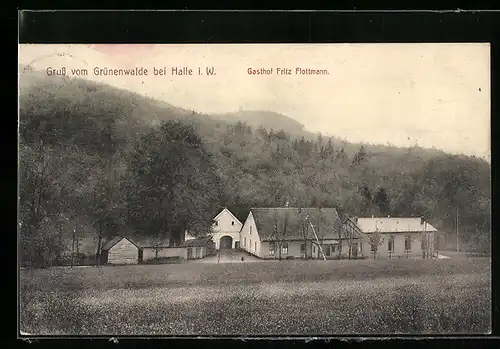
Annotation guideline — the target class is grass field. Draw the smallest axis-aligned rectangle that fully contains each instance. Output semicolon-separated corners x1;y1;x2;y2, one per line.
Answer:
20;258;491;335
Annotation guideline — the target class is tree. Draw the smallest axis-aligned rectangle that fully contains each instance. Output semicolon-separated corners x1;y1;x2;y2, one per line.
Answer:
357;185;375;216
19;141;77;267
351;145;368;168
150;234;167;259
374;187;391;216
299;208;310;259
271;208;291;260
368;230;384;259
335;147;347;166
124;121;221;244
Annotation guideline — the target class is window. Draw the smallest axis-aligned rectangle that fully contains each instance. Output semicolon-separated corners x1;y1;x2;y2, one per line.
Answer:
254;241;257;252
313;245;316;254
388;236;395;252
324;245;331;256
282;242;288;255
269;242;276;256
231;221;234;226
332;242;339;253
250;239;252;251
214;221;218;226
250;226;252;235
351;243;358;256
244;237;247;248
196;247;200;257
300;243;306;253
405;236;412;251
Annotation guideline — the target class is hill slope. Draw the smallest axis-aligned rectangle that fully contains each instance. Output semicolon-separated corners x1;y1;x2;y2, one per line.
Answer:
18;68;491;263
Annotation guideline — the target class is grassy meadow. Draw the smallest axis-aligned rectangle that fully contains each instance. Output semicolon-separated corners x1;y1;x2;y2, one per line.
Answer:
20;258;491;336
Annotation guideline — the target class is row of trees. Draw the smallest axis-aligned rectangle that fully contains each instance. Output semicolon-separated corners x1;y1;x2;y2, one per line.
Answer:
20;116;222;267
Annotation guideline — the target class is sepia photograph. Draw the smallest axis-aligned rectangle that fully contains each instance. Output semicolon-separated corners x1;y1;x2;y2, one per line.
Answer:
18;43;491;336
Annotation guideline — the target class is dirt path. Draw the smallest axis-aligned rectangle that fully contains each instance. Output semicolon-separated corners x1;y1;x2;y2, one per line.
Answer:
189;249;262;263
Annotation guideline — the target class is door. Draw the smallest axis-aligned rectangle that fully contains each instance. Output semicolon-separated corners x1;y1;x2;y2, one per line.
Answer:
235;241;240;249
220;236;233;249
351;243;358;258
187;247;193;259
138;249;143;263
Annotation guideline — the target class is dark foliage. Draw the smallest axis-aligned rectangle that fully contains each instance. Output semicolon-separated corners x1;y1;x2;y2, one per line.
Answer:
18;71;491;265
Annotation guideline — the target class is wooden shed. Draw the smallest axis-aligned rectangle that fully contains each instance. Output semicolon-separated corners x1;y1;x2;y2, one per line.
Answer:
181;236;216;259
101;236;142;265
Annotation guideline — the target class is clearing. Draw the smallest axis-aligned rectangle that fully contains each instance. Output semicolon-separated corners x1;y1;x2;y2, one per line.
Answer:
20;258;491;335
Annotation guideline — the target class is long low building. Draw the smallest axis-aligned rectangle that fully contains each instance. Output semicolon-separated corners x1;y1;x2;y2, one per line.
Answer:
101;234;214;265
239;207;347;259
344;216;439;259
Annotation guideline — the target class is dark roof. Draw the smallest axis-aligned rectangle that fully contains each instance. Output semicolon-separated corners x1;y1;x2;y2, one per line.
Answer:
354;217;438;234
130;236;171;248
101;236;123;251
181;236;213;247
101;235;171;250
251;207;341;242
101;236;143;251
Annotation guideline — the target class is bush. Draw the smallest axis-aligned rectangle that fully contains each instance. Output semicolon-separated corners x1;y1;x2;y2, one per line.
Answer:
53;252;99;266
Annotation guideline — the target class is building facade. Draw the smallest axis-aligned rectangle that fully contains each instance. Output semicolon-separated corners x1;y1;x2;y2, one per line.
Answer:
345;216;438;259
210;207;243;250
239;207;343;259
182;236;216;259
101;237;141;265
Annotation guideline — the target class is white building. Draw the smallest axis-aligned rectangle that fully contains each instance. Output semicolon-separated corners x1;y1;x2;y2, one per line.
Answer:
211;207;243;250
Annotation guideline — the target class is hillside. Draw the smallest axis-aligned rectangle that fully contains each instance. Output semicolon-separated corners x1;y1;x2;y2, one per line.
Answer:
211;110;307;137
18;68;491;265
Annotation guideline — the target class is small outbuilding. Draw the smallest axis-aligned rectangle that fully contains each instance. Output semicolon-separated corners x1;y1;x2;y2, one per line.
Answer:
101;236;142;265
181;236;216;259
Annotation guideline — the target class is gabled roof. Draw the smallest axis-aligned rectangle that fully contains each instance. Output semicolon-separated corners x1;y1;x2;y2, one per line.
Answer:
101;236;123;251
180;236;213;247
250;207;341;242
353;217;438;234
213;207;243;226
101;235;171;250
131;236;171;248
101;236;143;251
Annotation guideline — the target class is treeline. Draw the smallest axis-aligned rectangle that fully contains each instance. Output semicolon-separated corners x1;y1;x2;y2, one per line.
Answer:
211;122;490;250
18;76;491;266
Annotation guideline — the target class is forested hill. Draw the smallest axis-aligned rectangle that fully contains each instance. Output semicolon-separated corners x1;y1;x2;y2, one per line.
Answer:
19;67;491;265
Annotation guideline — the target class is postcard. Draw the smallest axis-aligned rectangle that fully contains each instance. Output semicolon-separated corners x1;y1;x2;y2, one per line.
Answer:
18;43;491;336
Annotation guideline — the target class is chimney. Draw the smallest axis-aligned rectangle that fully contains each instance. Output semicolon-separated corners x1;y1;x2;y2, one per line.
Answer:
420;216;425;225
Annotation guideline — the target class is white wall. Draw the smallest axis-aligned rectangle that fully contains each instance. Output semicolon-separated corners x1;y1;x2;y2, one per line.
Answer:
361;232;436;259
212;208;243;249
239;211;262;257
143;247;187;260
108;238;139;264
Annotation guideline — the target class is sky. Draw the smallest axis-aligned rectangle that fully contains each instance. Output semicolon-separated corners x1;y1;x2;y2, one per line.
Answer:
18;43;490;160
